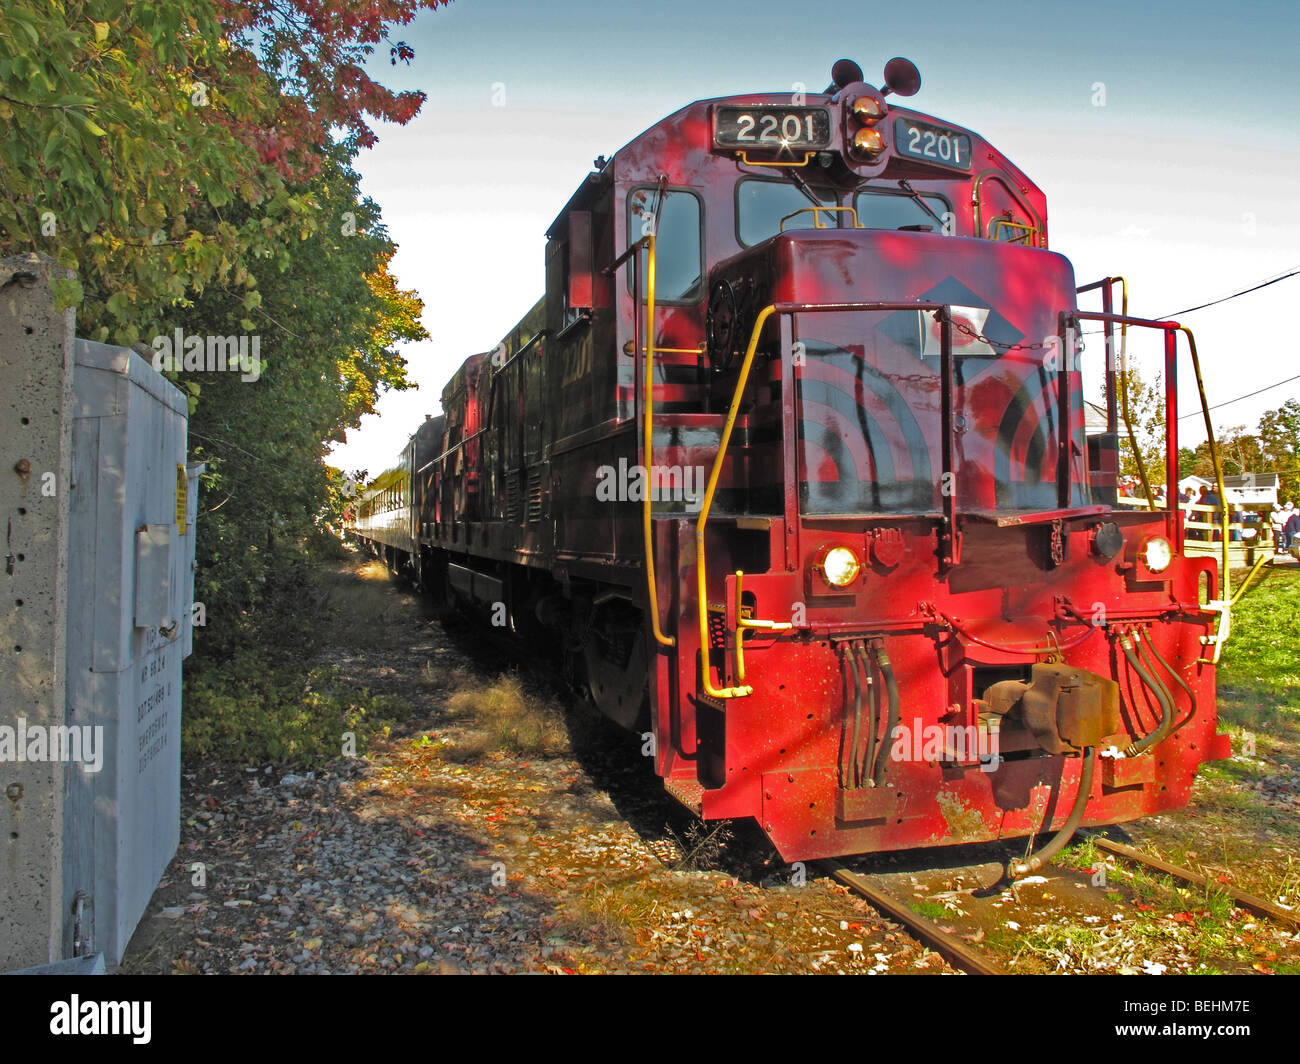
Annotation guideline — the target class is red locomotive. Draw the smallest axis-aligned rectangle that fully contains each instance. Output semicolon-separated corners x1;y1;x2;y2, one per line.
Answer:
350;59;1234;872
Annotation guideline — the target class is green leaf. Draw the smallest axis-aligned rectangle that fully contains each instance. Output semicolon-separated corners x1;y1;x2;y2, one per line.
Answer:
49;277;84;310
43;133;66;168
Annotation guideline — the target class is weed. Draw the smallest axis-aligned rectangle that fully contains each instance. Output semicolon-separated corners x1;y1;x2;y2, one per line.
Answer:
909;898;950;922
665;819;735;871
183;653;412;766
445;673;568;757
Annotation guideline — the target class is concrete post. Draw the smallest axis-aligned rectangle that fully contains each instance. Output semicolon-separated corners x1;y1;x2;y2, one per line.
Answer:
0;254;76;970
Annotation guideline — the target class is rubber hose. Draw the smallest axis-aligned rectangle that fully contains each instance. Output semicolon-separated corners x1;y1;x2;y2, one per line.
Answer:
1123;638;1174;756
1008;746;1096;878
858;643;877;789
872;647;900;788
1136;636;1178;743
1145;636;1198;735
836;649;850;789
848;645;863;789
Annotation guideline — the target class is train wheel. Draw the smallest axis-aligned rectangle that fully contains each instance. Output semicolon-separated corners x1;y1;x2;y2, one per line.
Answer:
582;599;650;732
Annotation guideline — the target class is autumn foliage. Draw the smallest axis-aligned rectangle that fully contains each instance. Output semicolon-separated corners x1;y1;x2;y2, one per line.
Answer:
0;0;446;338
1;0;448;668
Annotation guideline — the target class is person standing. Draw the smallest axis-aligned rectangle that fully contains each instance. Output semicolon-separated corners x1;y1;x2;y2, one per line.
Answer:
1202;484;1222;541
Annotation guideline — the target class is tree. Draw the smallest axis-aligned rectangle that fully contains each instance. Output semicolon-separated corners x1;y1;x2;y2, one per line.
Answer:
178;143;425;658
220;0;444;157
1259;399;1300;500
0;1;291;342
1108;365;1168;491
0;0;448;343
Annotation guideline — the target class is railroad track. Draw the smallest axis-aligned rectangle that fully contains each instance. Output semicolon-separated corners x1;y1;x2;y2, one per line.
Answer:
819;859;1003;974
820;833;1298;975
1083;833;1300;931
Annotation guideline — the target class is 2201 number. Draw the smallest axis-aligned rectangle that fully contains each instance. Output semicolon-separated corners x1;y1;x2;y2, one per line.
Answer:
734;112;819;144
714;107;831;150
895;119;971;170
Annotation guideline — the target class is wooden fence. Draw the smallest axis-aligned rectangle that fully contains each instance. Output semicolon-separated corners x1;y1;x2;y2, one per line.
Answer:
1113;496;1273;567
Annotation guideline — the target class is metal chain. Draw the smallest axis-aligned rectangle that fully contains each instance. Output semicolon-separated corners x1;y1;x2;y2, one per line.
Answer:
949;316;1049;352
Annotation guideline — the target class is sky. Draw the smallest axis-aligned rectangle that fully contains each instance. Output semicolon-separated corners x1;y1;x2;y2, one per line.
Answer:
327;0;1300;479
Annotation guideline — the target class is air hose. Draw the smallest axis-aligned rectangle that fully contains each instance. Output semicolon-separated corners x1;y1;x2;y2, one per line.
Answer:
1121;634;1175;756
871;646;900;788
847;645;863;788
1007;746;1096;879
858;643;879;788
1145;636;1198;735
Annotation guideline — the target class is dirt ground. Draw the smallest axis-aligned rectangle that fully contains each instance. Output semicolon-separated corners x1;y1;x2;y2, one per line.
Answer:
120;554;1300;975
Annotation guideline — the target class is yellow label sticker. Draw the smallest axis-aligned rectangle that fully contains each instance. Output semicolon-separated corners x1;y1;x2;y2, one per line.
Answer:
175;465;187;535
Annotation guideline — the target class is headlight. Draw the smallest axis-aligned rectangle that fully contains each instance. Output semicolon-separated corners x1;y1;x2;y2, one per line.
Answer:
852;128;885;156
1140;536;1173;574
820;546;861;588
851;96;884;122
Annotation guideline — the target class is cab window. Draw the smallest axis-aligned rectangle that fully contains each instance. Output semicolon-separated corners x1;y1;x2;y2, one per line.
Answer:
853;188;950;232
626;187;702;303
977;175;1040;246
736;178;837;246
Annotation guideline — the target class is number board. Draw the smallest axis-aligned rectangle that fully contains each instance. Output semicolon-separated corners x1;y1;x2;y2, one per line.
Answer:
714;107;832;151
893;117;972;171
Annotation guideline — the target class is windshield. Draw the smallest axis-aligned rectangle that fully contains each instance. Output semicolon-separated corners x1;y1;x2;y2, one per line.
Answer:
736;178;836;246
853;188;950;232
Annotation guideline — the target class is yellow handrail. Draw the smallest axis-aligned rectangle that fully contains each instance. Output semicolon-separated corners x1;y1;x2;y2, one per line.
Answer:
1230;552;1271;607
989;217;1039;245
642;233;674;647
1112;276;1157;511
696;305;777;699
779;206;862;232
1179;325;1230;606
732;569;794;683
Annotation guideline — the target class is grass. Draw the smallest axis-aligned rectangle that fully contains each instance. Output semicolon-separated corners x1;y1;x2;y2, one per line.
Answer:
181;552;418;767
987;572;1300;974
316;556;417;649
1219;566;1300;696
908;898;950;922
182;653;413;765
571;880;657;947
1216;564;1300;769
445;673;569;758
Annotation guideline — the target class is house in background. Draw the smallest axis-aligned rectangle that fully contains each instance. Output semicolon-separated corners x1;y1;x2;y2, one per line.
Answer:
1223;472;1279;508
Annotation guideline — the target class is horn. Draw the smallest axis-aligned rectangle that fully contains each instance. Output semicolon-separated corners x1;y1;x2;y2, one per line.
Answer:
881;57;921;97
828;58;864;92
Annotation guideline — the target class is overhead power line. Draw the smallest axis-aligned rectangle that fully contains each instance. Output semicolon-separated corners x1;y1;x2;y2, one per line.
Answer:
1157;266;1300;320
1177;373;1300;420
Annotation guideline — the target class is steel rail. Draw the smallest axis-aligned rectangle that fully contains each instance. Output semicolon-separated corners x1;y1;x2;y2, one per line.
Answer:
1087;836;1300;930
820;860;1003;975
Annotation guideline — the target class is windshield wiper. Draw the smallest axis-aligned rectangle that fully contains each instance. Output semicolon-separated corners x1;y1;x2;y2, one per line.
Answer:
896;178;947;230
785;167;825;210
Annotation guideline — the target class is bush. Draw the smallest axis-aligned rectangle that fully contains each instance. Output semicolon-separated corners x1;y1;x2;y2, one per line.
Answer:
182;650;412;766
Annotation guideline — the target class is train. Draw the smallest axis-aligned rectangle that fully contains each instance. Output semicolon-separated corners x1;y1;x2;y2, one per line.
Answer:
347;58;1235;873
